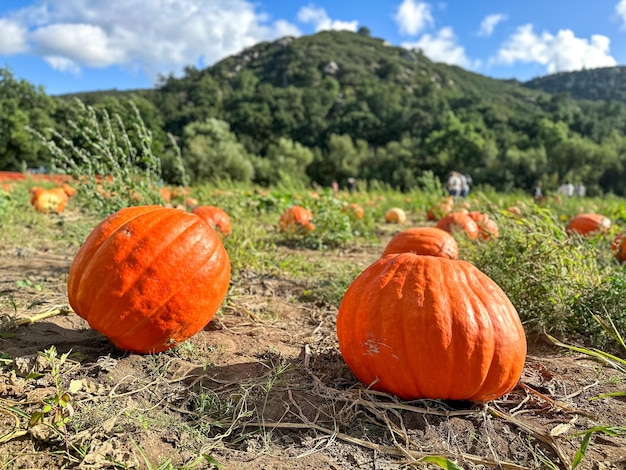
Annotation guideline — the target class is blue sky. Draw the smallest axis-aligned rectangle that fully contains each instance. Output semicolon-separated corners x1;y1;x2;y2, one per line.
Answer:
1;0;625;95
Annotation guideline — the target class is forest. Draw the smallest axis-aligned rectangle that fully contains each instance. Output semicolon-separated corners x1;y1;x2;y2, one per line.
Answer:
2;29;626;196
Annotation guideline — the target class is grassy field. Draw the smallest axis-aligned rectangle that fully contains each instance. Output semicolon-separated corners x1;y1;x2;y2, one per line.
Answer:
1;178;626;469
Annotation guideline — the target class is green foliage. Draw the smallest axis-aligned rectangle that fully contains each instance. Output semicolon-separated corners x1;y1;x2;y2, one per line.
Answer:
0;67;56;170
29;99;172;217
457;207;618;341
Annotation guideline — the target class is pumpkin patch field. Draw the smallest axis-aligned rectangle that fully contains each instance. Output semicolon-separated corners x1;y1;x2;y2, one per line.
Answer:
2;180;626;469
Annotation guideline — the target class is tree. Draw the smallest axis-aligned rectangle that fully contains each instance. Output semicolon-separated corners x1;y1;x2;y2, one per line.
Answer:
253;138;314;187
0;66;56;170
180;118;255;183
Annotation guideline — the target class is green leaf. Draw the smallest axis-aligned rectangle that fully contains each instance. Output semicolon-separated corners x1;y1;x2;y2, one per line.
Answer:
571;430;592;469
419;455;464;470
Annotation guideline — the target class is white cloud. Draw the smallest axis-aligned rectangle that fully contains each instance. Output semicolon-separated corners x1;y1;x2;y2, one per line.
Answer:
402;27;475;69
394;0;434;36
477;14;507;37
0;0;302;81
297;4;358;32
31;23;126;67
493;24;617;74
44;56;81;75
0;18;29;54
617;0;626;29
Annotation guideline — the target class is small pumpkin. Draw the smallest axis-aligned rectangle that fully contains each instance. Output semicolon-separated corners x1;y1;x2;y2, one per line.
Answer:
336;253;527;402
426;196;454;221
435;211;479;240
29;187;68;214
67;206;231;354
467;211;499;240
384;207;406;224
566;213;611;236
382;227;458;259
279;205;314;233
193;205;232;237
343;202;364;219
611;233;626;262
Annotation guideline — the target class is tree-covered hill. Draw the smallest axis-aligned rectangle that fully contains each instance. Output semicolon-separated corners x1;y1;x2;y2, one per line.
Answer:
524;66;626;103
4;30;626;196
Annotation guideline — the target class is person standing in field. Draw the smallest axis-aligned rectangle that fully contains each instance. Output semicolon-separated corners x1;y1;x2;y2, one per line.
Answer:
460;173;472;198
575;182;586;197
446;171;462;198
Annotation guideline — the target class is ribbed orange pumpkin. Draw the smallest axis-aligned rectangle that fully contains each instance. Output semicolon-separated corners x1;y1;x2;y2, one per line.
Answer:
192;205;232;237
382;227;458;259
67;206;231;354
279;205;314;232
385;207;406;224
336;253;527;402
566;213;611;236
436;211;479;240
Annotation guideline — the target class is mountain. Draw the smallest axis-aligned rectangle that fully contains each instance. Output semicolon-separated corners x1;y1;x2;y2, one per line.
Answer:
523;66;626;103
14;30;626;195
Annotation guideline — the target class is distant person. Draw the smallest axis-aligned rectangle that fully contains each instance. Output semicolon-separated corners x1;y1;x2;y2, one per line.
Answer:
532;182;543;203
575;182;586;197
446;171;462;198
460;173;472;198
557;181;575;197
331;180;339;192
347;177;356;192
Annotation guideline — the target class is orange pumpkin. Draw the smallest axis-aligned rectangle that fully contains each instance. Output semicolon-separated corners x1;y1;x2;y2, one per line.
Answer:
343;202;364;219
193;205;232;237
384;207;406;224
29;187;68;214
436;211;479;240
67;206;231;354
279;205;314;233
611;233;626;262
467;212;499;240
382;227;458;259
336;253;527;402
426;196;454;221
566;213;611;236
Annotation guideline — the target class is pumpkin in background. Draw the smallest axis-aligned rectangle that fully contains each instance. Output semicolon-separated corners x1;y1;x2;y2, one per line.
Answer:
435;211;479;240
611;233;626;262
467;211;499;240
67;206;231;354
566;213;611;236
29;186;68;214
505;206;522;217
382;227;458;259
193;205;232;237
279;205;314;233
384;207;406;224
426;196;454;221
343;202;364;220
336;253;527;402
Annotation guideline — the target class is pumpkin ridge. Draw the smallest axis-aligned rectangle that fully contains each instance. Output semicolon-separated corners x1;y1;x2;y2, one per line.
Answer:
400;256;426;398
420;257;457;399
450;265;497;400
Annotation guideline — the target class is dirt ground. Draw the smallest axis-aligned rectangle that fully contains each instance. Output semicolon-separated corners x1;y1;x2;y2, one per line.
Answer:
1;244;626;470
